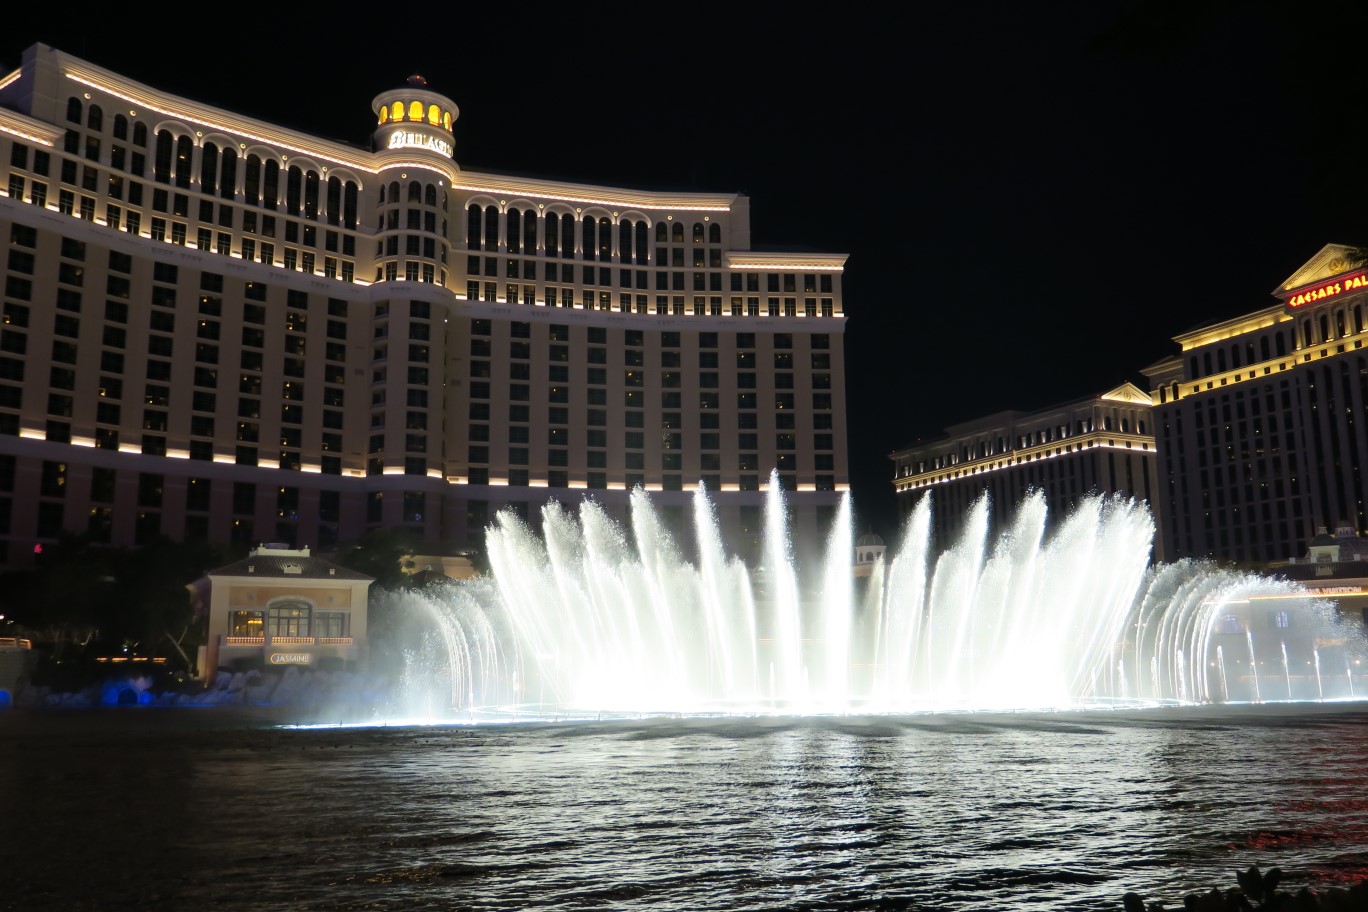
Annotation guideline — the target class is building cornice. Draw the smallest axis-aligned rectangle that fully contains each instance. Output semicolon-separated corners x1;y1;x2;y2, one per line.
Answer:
0;108;59;147
1173;305;1289;351
452;170;738;212
893;433;1155;492
727;252;848;271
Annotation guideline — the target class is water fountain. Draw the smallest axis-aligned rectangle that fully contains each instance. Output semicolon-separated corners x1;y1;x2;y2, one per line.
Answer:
385;471;1368;719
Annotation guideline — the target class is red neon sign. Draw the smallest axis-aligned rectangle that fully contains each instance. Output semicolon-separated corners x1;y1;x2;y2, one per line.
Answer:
1286;270;1368;308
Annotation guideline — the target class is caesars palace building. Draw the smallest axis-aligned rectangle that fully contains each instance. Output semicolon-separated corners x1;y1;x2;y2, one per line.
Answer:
0;43;849;568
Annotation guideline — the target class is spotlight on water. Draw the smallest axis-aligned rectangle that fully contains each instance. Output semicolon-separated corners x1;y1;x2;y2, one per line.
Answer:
381;471;1368;720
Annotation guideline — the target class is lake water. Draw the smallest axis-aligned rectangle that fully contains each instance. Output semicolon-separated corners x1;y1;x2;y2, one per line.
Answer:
2;702;1367;910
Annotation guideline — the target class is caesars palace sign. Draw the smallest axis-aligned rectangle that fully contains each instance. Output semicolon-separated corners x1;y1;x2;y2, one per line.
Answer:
1286;270;1368;308
387;130;453;158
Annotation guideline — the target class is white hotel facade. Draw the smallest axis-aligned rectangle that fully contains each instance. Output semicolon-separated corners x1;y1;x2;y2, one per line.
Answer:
0;43;849;567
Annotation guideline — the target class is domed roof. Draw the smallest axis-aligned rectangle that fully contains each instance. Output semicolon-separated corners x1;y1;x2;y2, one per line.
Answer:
856;533;884;547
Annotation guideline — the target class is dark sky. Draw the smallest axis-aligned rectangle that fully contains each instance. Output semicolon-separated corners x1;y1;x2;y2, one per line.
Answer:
5;1;1368;540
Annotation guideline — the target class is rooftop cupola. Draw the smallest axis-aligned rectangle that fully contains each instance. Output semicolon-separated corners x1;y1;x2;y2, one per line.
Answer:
371;75;459;165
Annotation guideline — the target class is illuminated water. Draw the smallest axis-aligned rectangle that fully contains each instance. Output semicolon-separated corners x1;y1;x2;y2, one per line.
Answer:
389;474;1367;718
4;704;1368;911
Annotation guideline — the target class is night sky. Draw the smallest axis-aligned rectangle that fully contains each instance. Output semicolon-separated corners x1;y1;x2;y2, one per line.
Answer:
5;1;1368;540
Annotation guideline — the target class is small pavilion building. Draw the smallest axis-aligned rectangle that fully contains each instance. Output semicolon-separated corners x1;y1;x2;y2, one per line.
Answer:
192;544;373;678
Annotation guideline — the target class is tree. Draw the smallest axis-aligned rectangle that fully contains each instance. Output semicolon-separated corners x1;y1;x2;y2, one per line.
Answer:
333;526;425;591
0;534;224;670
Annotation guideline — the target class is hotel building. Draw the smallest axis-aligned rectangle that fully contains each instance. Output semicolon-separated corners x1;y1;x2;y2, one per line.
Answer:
1143;244;1368;565
890;382;1158;554
0;43;849;569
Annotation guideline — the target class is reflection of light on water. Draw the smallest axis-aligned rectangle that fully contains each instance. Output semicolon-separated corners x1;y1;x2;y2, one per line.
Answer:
383;473;1368;720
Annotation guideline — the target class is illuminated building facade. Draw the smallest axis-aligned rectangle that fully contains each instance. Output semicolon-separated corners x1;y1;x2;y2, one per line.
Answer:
1143;244;1368;565
0;43;848;568
191;544;372;677
890;383;1158;554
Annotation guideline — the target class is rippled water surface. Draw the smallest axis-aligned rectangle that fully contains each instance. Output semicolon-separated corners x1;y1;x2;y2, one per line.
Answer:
3;703;1368;911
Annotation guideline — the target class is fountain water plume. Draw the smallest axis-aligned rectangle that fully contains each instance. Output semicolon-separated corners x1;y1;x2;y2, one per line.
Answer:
393;473;1368;718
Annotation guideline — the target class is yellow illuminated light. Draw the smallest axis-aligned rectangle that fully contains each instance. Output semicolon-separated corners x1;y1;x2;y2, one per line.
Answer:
408;101;423;121
391;101;403;122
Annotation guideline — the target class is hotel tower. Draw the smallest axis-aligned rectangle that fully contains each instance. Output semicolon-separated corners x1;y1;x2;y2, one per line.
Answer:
0;43;849;567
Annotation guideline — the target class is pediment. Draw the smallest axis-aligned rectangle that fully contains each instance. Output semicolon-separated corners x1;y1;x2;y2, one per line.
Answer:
1276;243;1363;296
1098;381;1152;405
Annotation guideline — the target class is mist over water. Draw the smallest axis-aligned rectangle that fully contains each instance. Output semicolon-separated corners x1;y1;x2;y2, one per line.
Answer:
384;472;1368;720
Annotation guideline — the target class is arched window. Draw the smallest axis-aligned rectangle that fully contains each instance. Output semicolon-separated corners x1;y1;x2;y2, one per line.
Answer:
87;104;103;131
244;154;261;205
1188;355;1198;377
304;170;320;219
175;135;193;188
1275;332;1286;356
113;113;128;140
1202;352;1212;375
635;222;648;265
344;181;359;229
408;181;421;202
441;191;448;212
582;216;596;261
66;96;82;123
154;130;174;183
467;205;482;250
443;112;452;130
268;601;312;637
1302;318;1313;348
219;146;237;200
1216;349;1226;372
424;184;436;207
693;222;704;243
391;101;404;122
408;100;423;121
378;106;389;125
484;207;498;252
1260;336;1270;360
560;213;574;258
200;142;219;196
326;176;342;225
619;220;632;264
1139;420;1146;434
598;217;611;260
1229;345;1240;368
671;222;683;242
262;159;279;208
1336;309;1346;337
388;181;400;202
655;222;667;242
1319;314;1330;343
507;208;522;254
1356;304;1364;333
545;212;559;256
709;222;721;244
286;165;303;216
133;122;148;146
1121;418;1130;432
427;104;441;125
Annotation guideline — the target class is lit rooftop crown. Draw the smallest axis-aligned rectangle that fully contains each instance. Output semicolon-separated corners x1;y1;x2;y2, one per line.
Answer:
372;76;459;162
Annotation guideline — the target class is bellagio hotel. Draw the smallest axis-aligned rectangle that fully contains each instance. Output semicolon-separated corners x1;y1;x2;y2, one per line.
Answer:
0;43;848;568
